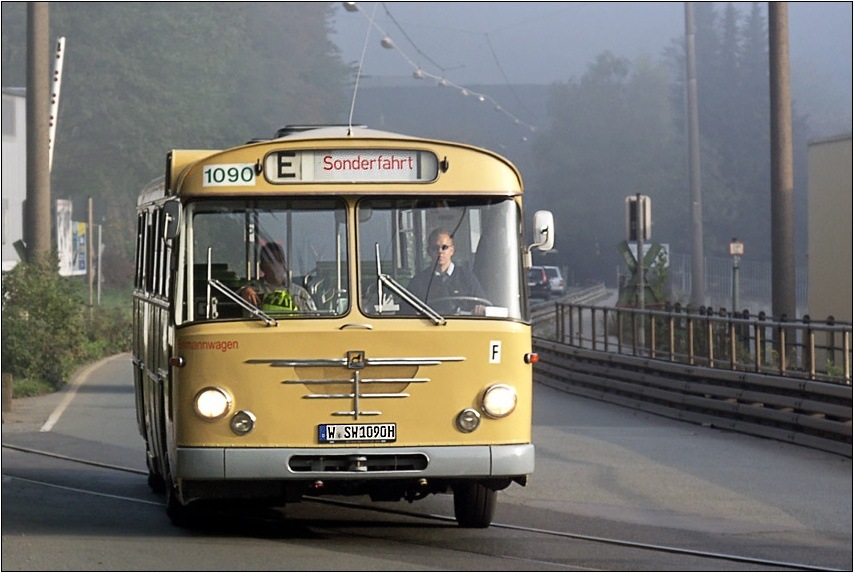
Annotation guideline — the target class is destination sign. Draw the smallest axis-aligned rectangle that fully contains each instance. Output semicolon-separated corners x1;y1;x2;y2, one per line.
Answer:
264;149;438;183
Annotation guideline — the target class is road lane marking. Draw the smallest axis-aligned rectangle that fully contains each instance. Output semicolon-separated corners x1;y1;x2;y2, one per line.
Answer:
40;354;122;432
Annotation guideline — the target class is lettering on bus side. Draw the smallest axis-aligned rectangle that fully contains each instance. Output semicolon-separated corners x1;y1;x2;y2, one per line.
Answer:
179;340;239;353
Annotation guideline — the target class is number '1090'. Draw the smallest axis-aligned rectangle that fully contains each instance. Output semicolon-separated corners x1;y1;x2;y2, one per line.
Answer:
202;164;255;187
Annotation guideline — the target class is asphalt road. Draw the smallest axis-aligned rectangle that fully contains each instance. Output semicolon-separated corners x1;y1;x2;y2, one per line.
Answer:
2;353;851;570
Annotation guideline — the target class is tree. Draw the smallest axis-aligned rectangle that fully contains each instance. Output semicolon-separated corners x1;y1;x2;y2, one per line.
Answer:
1;2;351;286
533;53;687;283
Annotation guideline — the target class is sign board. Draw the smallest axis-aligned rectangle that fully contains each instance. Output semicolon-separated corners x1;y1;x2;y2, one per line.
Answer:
625;195;652;242
57;200;87;276
264;149;439;183
729;240;744;256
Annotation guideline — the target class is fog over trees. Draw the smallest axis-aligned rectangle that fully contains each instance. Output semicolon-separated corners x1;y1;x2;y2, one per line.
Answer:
1;2;841;286
531;2;813;283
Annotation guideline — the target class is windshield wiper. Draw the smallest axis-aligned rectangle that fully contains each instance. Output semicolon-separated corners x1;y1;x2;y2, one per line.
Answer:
374;243;445;326
379;274;446;326
205;248;277;327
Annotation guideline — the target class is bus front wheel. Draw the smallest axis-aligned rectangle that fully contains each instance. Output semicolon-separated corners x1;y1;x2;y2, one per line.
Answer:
166;482;199;527
453;482;496;528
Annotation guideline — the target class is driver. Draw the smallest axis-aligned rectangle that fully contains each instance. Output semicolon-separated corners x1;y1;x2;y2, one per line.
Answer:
240;242;316;311
406;229;487;315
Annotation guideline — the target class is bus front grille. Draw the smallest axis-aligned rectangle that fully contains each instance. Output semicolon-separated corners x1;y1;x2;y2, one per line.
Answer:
288;453;428;473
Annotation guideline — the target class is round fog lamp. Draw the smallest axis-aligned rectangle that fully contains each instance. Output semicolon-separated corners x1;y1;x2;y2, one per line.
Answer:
230;410;256;435
482;384;517;418
456;408;481;433
194;387;231;420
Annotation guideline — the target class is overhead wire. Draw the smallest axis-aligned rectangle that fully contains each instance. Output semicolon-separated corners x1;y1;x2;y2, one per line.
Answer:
342;1;537;134
381;2;454;75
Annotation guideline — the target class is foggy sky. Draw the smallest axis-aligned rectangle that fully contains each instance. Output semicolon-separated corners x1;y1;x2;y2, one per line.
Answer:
333;2;852;131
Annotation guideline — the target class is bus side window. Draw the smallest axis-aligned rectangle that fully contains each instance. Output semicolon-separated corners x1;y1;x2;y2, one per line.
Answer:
144;210;157;294
153;206;173;299
135;213;146;290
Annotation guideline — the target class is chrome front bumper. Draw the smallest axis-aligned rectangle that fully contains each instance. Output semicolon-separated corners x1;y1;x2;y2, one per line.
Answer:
176;444;534;480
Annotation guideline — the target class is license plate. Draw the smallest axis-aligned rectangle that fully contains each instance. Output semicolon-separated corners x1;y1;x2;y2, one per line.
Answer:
318;423;396;443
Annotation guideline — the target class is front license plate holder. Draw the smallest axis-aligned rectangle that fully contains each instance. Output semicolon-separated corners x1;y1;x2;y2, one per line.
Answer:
318;423;397;443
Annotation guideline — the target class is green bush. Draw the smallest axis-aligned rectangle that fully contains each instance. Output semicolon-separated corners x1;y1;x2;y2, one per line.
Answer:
83;307;133;358
1;254;132;394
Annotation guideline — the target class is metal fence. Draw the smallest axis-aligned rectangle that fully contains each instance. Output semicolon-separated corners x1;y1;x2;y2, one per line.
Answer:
555;302;852;385
666;253;809;314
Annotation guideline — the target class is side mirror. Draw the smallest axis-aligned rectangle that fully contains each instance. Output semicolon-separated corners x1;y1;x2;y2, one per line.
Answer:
163;201;182;240
532;210;555;251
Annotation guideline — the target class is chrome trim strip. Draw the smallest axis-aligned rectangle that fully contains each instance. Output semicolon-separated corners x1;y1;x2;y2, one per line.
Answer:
246;358;347;367
247;356;466;367
305;393;409;399
366;357;465;365
283;378;429;385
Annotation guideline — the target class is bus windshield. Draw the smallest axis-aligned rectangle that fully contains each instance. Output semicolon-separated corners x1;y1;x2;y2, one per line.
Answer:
186;198;348;321
358;197;526;321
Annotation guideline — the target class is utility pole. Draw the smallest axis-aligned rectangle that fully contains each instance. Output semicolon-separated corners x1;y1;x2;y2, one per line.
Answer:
768;2;796;321
25;2;51;262
684;2;705;308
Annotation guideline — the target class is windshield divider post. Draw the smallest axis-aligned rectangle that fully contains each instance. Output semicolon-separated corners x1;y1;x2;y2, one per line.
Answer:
206;247;213;319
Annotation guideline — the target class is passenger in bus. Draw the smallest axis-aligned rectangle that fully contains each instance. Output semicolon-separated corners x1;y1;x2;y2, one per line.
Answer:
407;229;487;315
240;243;316;311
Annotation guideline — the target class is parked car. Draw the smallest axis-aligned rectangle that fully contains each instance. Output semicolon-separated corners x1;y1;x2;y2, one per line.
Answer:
543;265;566;297
527;266;550;299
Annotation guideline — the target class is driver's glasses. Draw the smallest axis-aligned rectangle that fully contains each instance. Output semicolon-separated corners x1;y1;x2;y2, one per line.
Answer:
429;244;452;254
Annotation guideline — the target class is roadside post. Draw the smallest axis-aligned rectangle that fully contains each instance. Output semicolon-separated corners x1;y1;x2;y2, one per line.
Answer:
729;238;744;314
2;373;12;413
626;194;651;352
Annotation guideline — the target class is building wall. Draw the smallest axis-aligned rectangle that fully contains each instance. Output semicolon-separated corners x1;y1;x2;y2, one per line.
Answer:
2;88;27;271
807;134;853;323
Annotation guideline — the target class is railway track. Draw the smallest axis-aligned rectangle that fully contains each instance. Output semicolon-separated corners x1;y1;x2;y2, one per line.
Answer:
2;442;841;572
530;283;609;327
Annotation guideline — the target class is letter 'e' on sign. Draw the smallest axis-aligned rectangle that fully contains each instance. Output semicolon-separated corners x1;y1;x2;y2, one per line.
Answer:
489;340;502;364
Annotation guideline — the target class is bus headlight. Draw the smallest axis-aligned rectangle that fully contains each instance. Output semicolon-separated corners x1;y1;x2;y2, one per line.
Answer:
482;384;517;418
230;410;256;435
194;387;231;420
456;408;481;433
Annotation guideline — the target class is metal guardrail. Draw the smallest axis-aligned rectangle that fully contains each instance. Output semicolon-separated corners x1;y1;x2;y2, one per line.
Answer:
555;303;852;384
531;301;853;456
